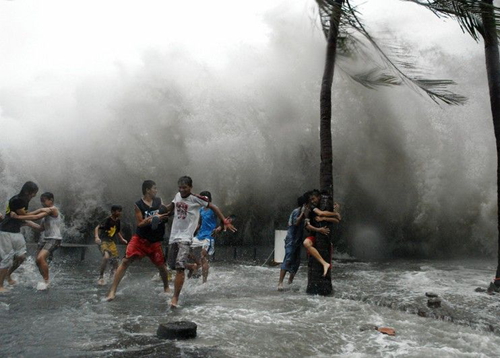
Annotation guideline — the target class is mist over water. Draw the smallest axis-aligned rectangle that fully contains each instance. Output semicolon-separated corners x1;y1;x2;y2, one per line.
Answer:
0;0;496;258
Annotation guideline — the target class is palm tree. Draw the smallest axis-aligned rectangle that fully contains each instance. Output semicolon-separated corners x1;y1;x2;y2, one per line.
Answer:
404;0;500;290
308;0;467;295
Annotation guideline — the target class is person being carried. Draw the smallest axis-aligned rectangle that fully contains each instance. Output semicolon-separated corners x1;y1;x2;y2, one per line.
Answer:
106;180;170;301
303;189;341;277
94;205;128;285
163;176;236;308
190;191;235;283
0;181;51;292
278;194;307;291
21;192;62;289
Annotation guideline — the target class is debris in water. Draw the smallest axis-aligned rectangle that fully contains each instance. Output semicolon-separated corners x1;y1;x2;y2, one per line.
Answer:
377;327;396;336
427;297;441;308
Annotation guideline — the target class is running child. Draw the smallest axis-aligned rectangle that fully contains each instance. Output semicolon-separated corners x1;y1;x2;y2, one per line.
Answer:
106;180;170;301
21;192;62;289
163;176;236;308
95;205;128;285
0;181;50;292
191;191;235;283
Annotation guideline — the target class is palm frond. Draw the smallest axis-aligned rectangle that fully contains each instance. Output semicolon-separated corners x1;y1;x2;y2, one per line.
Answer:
346;68;402;89
403;0;500;41
315;0;468;105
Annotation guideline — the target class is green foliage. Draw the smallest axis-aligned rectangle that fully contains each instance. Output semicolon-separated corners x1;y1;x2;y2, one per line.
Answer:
316;0;468;105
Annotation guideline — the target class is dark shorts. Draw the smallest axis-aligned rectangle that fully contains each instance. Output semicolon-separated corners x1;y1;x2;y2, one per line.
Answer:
37;239;61;255
126;235;165;266
281;241;302;274
167;242;191;270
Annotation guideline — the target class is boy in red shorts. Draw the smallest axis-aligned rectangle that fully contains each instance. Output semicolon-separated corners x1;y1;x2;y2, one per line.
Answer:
106;180;170;301
303;190;341;277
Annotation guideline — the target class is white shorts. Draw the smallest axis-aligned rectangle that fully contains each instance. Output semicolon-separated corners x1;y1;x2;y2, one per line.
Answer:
0;231;25;269
192;237;214;256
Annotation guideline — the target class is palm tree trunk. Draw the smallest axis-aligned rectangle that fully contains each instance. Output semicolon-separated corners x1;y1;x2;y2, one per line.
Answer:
307;0;343;296
319;0;343;193
481;0;500;282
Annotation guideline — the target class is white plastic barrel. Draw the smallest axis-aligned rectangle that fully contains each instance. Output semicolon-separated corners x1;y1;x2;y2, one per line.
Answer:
274;230;287;263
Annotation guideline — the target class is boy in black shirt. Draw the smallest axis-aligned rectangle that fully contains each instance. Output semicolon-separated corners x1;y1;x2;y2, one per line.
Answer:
94;205;128;285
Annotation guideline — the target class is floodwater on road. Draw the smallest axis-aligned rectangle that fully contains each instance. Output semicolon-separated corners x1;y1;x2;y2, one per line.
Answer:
1;251;500;357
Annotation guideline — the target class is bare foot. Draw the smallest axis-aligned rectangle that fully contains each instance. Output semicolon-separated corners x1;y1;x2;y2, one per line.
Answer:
322;263;331;277
37;282;49;291
0;287;11;293
170;297;179;308
277;283;284;291
164;287;171;293
97;278;106;286
106;292;116;301
7;277;17;286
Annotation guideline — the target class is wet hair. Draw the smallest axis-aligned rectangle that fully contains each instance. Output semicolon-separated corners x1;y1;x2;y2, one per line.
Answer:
142;180;156;195
310;189;321;198
20;181;38;196
111;205;122;212
200;191;212;202
40;192;54;201
178;176;193;187
297;195;307;207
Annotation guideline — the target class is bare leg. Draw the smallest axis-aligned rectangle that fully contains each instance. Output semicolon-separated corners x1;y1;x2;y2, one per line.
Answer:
303;239;330;277
110;258;119;277
278;269;286;291
7;254;25;285
170;269;185;308
157;264;170;293
0;268;9;292
106;257;135;301
288;272;296;284
186;262;197;279
36;250;51;283
98;252;110;285
201;249;209;283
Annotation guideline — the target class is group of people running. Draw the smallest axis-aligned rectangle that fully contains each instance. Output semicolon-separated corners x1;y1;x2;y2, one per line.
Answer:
0;176;236;308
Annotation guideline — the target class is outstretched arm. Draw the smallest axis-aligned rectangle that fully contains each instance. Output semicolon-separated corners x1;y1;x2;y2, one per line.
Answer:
23;220;44;231
10;207;51;221
312;208;341;220
316;216;340;224
208;203;237;233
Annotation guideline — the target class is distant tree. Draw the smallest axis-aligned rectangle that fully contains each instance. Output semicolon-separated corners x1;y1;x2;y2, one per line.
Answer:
404;0;500;289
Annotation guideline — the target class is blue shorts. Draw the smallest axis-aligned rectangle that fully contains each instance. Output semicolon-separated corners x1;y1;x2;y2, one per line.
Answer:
281;241;302;274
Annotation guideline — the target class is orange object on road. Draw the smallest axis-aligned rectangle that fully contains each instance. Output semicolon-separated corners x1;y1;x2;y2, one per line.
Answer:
377;327;396;336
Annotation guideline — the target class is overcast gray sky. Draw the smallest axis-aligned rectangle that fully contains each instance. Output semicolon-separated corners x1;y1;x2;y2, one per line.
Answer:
0;0;480;88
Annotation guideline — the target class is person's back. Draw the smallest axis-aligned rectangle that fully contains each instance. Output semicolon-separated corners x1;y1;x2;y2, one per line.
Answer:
197;207;217;240
0;194;31;233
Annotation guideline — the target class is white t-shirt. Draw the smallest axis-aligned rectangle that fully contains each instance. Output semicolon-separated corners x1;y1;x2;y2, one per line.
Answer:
169;193;209;243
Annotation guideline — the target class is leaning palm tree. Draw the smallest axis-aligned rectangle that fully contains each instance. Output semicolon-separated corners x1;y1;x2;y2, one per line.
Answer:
404;0;500;291
308;0;467;295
